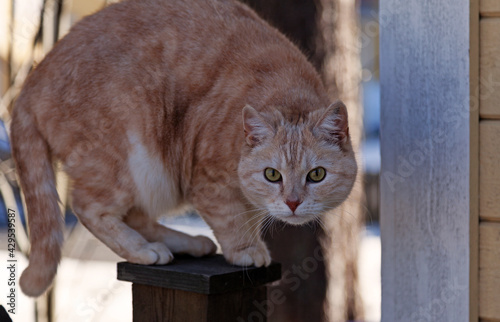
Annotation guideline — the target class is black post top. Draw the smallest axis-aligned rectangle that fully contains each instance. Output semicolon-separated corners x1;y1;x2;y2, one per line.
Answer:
117;255;281;295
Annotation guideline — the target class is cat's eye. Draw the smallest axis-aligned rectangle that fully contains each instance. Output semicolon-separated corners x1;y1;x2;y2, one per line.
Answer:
307;167;326;183
264;168;282;182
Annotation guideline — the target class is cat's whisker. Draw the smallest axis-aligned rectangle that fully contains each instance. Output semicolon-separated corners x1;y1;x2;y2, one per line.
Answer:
233;207;268;219
261;215;275;239
235;210;268;250
320;207;359;226
261;215;277;239
237;216;264;243
314;216;328;232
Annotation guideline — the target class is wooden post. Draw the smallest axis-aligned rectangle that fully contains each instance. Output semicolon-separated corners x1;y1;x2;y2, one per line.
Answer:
117;255;281;322
380;0;477;321
316;0;364;320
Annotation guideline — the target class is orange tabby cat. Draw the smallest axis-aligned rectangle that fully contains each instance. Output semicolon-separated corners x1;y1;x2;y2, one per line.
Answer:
10;0;357;297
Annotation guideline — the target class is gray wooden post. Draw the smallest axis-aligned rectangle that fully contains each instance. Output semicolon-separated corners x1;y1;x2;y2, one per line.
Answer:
380;0;476;321
117;255;281;321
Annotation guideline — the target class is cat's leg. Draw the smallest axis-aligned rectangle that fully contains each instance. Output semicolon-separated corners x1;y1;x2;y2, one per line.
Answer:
72;192;174;265
124;208;217;257
192;189;271;267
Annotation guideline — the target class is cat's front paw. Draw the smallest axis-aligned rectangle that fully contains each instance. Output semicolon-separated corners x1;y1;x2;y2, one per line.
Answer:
130;242;174;265
186;235;217;257
224;242;271;267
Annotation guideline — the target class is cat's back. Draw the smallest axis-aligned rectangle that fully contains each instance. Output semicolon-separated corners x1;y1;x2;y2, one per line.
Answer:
18;0;296;118
15;0;322;162
32;0;280;74
14;0;319;165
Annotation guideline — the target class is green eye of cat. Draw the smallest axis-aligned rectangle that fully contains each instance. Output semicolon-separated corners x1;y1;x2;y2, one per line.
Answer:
307;167;326;183
264;168;282;182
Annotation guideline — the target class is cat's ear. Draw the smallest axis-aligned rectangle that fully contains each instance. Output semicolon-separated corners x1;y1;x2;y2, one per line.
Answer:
242;105;273;147
314;100;349;146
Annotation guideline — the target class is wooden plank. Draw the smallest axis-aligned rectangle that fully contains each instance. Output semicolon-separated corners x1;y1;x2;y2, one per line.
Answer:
206;286;267;321
380;0;471;321
470;0;480;320
479;121;500;221
117;255;281;294
132;284;268;322
480;19;500;118
479;222;500;320
480;0;500;17
132;284;208;322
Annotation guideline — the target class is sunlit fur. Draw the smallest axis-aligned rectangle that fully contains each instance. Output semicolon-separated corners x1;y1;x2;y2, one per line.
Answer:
10;0;357;297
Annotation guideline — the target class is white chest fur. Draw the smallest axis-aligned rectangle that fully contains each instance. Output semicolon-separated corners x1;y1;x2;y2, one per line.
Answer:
127;132;179;217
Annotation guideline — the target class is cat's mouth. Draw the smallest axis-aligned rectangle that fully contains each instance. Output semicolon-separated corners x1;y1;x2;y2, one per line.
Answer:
275;213;312;226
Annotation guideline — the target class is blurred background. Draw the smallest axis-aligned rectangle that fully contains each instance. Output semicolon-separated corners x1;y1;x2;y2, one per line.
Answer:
0;0;380;321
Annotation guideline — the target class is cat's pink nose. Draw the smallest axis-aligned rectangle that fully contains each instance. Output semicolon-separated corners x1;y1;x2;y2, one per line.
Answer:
285;199;302;212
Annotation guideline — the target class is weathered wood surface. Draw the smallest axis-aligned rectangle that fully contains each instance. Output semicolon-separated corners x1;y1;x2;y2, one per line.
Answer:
470;1;480;321
479;222;500;320
480;0;500;16
117;255;281;294
380;0;471;321
132;284;267;322
480;19;500;119
118;255;281;322
479;121;500;221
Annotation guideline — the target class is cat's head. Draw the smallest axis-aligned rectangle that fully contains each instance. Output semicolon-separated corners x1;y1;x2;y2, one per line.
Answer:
237;101;357;225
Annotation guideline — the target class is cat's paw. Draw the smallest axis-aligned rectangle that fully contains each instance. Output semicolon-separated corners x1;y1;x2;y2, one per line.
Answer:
131;242;174;265
186;235;217;257
224;242;271;267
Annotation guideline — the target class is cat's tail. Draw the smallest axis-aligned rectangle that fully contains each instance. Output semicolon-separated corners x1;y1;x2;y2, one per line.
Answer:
10;97;63;297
